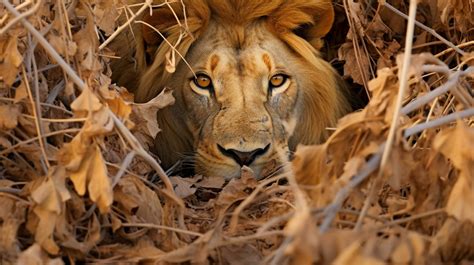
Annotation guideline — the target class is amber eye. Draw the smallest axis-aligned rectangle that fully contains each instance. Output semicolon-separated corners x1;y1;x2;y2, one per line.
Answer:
193;74;213;89
269;74;288;88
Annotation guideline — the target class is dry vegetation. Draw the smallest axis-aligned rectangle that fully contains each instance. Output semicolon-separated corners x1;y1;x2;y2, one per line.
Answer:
0;0;473;264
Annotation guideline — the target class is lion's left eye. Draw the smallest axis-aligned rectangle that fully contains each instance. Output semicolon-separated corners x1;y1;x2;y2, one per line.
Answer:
193;74;213;89
190;73;214;97
268;74;290;95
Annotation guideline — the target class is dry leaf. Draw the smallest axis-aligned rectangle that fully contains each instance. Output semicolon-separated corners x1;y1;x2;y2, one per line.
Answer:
14;82;28;103
70;145;113;213
71;86;103;116
338;42;370;85
0;36;23;87
434;123;474;221
170;176;198;198
131;88;175;147
0;104;21;130
17;244;64;265
93;0;120;35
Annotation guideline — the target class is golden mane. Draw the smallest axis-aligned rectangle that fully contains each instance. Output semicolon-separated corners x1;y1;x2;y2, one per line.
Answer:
113;0;350;167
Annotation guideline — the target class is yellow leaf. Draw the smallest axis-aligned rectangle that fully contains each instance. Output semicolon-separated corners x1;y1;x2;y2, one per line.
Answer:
29;167;71;255
106;95;132;120
70;86;103;117
32;207;60;255
70;144;112;213
69;146;94;196
87;146;113;213
82;108;114;137
31;167;70;214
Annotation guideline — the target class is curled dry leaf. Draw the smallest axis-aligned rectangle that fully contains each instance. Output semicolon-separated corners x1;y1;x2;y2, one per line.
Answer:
333;231;426;265
131;88;175;147
333;241;385;265
14;82;28;103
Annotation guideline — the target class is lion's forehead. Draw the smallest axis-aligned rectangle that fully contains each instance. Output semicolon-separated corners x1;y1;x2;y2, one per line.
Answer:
207;47;275;74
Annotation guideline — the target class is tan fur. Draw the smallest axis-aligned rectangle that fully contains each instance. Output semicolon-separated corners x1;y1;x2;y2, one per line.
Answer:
112;0;351;179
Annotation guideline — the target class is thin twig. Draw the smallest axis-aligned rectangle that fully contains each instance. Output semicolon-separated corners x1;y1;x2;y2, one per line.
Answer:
382;1;465;55
403;108;474;137
0;128;80;156
379;208;446;229
402;67;473;115
120;223;203;237
112;151;136;187
98;0;154;50
0;0;41;35
134;20;196;78
21;66;50;172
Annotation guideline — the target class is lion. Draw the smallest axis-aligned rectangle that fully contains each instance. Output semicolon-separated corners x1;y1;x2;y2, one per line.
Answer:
111;0;351;179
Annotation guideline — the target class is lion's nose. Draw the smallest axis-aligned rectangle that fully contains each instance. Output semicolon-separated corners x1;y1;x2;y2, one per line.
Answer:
217;144;270;167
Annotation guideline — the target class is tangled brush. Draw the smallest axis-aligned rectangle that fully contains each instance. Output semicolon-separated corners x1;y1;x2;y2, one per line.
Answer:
0;0;473;264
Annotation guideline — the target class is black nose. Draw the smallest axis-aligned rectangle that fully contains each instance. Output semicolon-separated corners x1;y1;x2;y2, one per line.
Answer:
217;144;270;167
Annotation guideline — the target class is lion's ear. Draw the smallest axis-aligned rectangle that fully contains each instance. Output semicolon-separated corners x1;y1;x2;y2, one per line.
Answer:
270;0;334;48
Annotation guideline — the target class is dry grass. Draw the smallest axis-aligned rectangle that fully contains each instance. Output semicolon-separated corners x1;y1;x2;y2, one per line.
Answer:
0;0;473;264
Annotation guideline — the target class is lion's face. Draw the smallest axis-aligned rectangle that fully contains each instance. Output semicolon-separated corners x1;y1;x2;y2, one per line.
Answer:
168;23;314;179
113;0;350;179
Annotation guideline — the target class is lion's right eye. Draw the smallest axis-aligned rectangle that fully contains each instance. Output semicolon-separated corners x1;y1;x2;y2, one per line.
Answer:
190;73;213;96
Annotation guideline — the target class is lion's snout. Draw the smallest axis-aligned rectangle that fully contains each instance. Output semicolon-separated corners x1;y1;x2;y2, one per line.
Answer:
217;144;270;167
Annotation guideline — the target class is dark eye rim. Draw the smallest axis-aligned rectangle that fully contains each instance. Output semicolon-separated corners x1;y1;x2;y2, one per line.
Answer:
192;73;213;90
269;73;290;88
